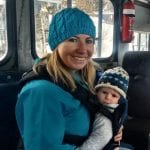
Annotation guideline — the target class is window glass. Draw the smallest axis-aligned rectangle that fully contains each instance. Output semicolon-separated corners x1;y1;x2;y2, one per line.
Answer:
140;33;149;51
72;0;114;58
129;32;149;51
72;0;99;58
34;0;67;58
0;0;7;60
129;32;139;51
34;0;114;58
101;0;114;58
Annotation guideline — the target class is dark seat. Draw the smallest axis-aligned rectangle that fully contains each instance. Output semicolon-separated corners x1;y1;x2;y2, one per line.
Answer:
0;72;22;150
122;51;150;150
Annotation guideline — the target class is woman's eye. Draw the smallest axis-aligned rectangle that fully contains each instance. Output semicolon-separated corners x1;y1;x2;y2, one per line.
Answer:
86;38;94;44
68;38;78;42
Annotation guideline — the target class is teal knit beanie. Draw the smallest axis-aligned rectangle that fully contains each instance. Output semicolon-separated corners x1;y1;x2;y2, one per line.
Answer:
48;7;96;50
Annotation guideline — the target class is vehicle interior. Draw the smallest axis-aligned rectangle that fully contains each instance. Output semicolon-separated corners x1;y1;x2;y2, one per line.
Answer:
0;0;150;149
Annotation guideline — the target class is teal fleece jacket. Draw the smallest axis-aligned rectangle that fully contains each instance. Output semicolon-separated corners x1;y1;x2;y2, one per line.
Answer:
16;79;90;150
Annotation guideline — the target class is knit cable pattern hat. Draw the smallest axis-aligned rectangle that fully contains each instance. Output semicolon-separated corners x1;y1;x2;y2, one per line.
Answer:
48;7;96;50
95;67;129;98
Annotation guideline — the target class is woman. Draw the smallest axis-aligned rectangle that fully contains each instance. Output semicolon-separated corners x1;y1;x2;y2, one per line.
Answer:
16;7;122;150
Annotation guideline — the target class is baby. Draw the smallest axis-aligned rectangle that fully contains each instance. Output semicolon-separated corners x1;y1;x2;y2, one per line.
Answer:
78;67;131;150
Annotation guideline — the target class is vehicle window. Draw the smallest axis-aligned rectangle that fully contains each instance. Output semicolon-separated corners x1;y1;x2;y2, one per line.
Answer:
34;0;67;58
72;0;99;58
0;0;7;61
129;31;150;51
34;0;114;58
101;0;114;58
69;0;114;58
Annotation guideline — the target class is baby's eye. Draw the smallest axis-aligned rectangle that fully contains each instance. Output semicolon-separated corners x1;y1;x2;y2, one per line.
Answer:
102;91;107;94
112;94;117;98
68;37;78;43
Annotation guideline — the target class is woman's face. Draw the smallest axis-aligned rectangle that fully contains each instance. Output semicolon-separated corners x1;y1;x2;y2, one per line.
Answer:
57;34;94;71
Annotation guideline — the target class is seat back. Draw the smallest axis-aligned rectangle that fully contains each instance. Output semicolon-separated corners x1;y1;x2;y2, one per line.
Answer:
122;51;150;119
0;72;22;150
122;51;150;150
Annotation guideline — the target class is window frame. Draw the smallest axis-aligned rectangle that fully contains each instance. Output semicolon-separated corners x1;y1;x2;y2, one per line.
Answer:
0;0;17;66
31;0;116;61
129;31;150;51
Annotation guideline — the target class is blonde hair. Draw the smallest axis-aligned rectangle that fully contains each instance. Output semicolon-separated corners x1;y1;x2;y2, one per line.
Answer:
33;50;97;93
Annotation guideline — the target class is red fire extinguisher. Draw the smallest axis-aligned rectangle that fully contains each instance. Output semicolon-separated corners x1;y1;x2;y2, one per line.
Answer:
121;0;135;43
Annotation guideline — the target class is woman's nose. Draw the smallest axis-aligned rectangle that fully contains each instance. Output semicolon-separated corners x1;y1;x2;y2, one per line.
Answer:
77;41;88;53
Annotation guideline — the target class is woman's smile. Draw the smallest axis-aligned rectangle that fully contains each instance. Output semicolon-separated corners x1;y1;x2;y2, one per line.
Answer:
57;34;94;70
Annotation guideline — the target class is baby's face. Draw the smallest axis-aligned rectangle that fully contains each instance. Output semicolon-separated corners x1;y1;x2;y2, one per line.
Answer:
97;87;120;105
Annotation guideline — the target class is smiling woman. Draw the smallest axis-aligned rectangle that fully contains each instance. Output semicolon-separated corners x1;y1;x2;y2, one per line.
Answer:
15;7;125;150
15;6;125;150
1;0;150;149
15;7;97;150
57;34;94;70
